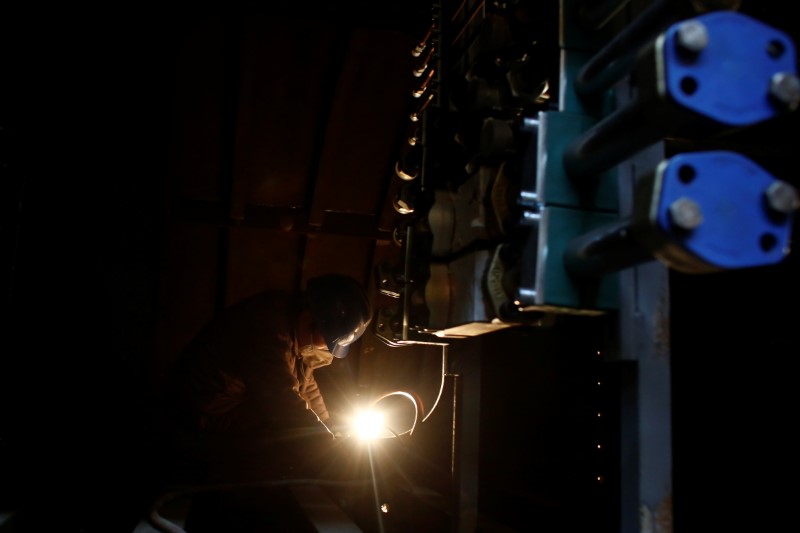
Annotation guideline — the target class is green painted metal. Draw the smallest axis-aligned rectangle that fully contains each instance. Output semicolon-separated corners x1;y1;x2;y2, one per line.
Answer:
536;111;618;212
528;0;629;312
537;206;620;311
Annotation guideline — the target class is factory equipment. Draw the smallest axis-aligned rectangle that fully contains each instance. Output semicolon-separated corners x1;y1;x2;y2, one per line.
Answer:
370;1;800;531
376;1;798;342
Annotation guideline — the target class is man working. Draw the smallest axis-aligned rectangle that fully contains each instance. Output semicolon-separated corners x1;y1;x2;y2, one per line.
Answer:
147;274;372;530
162;273;372;476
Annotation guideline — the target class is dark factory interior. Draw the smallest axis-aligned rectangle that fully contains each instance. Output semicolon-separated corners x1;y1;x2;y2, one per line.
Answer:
1;1;798;532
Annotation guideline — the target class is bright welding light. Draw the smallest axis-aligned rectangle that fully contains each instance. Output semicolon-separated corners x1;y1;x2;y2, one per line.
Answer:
353;410;384;440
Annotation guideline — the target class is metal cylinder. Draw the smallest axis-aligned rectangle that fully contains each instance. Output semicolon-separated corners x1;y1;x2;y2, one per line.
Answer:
562;96;663;180
563;218;654;278
573;0;741;99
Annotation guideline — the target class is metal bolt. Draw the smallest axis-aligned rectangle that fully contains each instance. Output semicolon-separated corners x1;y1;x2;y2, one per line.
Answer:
765;180;800;214
519;209;540;227
769;72;800;111
520;117;540;133
675;20;709;55
518;190;538;207
668;197;703;230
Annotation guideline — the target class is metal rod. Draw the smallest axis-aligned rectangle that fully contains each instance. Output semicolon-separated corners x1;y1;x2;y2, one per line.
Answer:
563;217;654;278
402;225;413;340
574;0;673;98
413;23;436;57
450;373;458;481
573;0;741;98
562;95;663;180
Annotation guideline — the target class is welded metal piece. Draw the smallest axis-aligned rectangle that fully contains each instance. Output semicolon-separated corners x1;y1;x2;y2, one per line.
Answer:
564;11;799;180
662;11;798;126
563;217;653;278
633;150;797;272
564;149;797;278
563;150;797;277
572;0;741;99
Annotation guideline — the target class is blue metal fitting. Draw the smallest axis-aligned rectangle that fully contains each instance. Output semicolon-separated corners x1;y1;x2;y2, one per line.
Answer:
652;150;796;270
663;11;798;126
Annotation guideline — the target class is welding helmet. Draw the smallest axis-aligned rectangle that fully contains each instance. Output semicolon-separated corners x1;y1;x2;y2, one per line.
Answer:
306;274;372;358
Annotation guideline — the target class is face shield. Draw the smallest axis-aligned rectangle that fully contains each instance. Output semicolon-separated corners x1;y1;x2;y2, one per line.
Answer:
327;319;370;358
307;274;372;359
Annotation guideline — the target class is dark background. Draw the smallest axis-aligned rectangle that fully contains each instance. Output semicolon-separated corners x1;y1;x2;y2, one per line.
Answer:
2;3;799;532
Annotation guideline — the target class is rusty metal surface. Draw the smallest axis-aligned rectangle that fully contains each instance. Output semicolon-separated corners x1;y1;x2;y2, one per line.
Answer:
153;16;419;375
231;17;346;213
309;29;418;226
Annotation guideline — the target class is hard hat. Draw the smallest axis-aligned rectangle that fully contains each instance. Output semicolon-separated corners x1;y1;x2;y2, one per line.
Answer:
306;274;372;358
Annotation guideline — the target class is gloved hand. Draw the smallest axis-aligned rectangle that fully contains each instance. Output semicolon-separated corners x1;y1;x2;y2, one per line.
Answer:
324;415;352;440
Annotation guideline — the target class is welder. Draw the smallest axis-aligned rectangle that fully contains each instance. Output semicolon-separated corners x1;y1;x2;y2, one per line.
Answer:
160;273;372;480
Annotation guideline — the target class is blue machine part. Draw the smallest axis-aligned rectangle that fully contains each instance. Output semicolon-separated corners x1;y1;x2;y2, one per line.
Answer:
663;11;797;126
656;151;795;269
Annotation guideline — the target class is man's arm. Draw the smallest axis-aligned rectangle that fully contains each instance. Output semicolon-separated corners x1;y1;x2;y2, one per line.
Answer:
239;331;334;439
300;371;330;424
